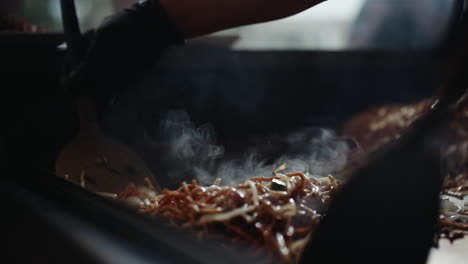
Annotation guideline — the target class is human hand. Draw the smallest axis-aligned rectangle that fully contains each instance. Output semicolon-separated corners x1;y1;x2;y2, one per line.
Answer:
65;0;183;96
65;0;327;96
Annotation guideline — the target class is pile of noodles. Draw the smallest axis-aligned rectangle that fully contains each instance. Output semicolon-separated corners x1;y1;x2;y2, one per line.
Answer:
107;164;340;264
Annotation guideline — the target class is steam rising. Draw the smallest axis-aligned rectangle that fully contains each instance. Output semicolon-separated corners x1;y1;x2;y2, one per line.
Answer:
149;110;351;187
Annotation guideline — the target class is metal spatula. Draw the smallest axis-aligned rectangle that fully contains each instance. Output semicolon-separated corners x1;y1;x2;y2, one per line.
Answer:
300;2;468;264
55;0;159;193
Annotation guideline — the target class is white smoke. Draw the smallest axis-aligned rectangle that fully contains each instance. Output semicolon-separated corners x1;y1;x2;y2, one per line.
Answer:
158;110;224;162
280;128;350;176
149;110;351;187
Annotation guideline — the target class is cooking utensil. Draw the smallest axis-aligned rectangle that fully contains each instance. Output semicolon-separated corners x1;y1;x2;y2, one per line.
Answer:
300;2;468;264
56;0;159;193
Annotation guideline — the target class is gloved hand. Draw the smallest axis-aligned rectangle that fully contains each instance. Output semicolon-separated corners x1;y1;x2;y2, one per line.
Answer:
65;0;328;96
66;0;184;97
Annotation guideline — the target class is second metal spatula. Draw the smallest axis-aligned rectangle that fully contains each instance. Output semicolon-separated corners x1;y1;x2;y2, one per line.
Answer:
300;1;468;263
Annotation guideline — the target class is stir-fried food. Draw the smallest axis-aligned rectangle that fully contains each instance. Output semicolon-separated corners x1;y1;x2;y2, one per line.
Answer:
104;164;340;264
60;91;468;261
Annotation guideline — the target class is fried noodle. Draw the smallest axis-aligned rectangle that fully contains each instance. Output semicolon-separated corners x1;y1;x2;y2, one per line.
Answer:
112;165;340;264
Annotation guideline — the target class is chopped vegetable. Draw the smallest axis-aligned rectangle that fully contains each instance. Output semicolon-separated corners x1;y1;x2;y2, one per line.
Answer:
270;179;287;191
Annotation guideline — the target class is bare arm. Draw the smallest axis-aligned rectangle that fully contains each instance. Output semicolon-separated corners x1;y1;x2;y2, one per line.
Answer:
160;0;327;38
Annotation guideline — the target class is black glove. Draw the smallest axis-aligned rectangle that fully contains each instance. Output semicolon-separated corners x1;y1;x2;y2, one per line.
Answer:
66;0;184;97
